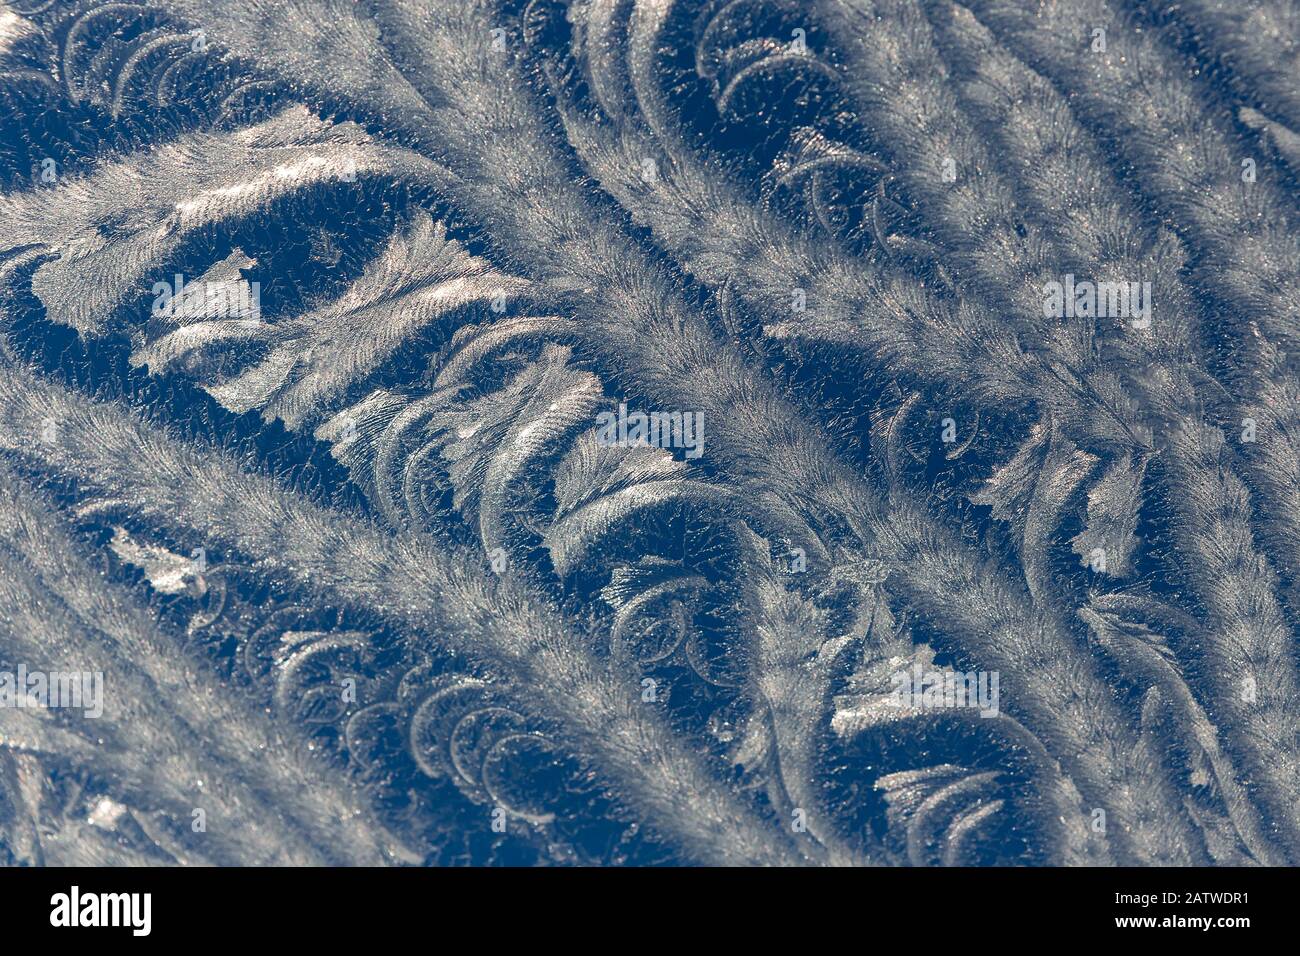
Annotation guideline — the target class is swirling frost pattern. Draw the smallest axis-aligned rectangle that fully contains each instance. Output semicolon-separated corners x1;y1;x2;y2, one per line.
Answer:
0;0;1298;867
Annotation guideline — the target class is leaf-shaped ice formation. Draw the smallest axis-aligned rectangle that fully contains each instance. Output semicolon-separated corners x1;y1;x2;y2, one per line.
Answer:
134;209;532;429
1069;452;1148;579
0;104;447;335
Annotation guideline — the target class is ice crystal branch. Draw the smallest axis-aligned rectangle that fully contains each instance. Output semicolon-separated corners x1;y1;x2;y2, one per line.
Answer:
0;356;805;867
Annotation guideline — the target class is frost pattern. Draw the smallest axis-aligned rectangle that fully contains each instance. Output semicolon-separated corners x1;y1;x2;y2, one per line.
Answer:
0;0;1297;867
